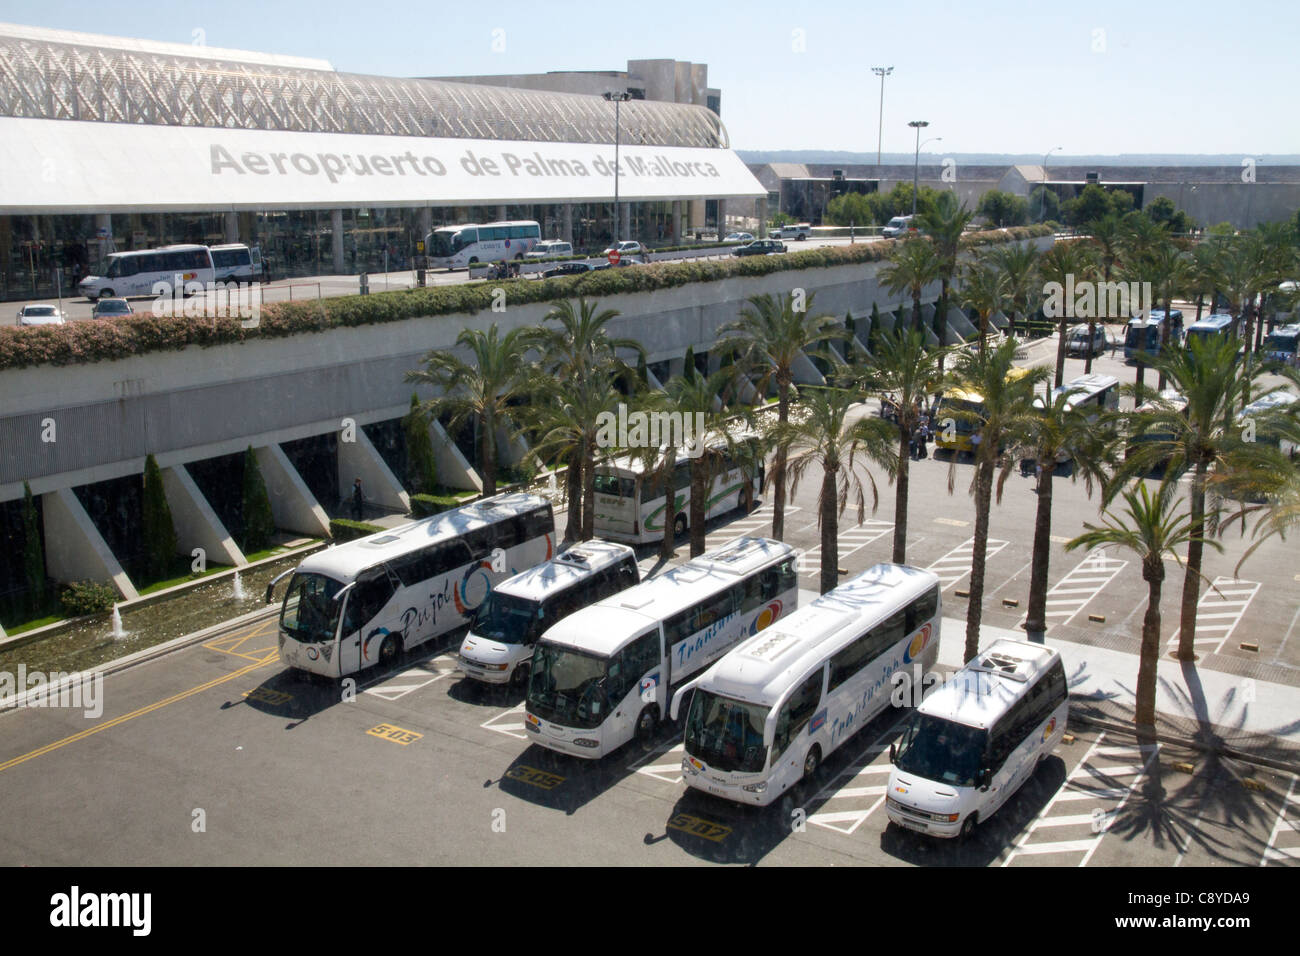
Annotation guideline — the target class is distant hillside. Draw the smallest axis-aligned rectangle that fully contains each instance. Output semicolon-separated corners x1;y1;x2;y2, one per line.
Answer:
737;150;1300;167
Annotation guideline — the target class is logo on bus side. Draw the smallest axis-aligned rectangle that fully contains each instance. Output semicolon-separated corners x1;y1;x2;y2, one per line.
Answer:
902;623;933;664
748;600;783;635
1042;716;1057;742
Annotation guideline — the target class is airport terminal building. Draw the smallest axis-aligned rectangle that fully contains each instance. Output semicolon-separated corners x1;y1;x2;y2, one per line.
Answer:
0;22;764;302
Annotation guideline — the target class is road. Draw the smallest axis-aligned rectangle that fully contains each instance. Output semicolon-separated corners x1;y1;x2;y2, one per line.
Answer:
1;337;1297;865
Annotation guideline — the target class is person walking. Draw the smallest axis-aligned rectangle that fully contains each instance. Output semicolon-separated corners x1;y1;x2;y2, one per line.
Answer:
351;478;364;521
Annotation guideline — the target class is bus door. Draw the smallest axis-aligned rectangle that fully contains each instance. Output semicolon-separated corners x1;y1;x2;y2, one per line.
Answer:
594;473;638;537
339;567;400;673
604;627;665;739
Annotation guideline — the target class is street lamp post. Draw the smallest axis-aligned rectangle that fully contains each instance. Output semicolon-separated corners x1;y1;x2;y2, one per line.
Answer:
603;91;631;243
1039;146;1062;222
871;67;893;169
908;120;929;218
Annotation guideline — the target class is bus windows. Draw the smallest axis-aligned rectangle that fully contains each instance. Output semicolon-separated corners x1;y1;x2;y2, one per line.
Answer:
673;461;691;491
342;571;396;636
772;670;823;760
907;586;939;632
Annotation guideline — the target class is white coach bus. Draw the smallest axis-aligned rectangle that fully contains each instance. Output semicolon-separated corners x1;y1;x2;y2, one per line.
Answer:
886;638;1068;839
671;564;941;806
592;436;763;545
525;537;798;758
269;493;555;678
426;220;541;269
78;244;215;300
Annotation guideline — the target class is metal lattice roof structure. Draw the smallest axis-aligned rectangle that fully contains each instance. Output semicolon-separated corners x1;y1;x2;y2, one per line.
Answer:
0;24;730;148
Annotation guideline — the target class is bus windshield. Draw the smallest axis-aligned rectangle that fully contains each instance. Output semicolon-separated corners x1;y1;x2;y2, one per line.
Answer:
280;572;344;645
528;643;608;729
894;712;986;788
472;591;544;646
427;230;460;258
936;396;982;434
683;689;770;774
1265;332;1298;354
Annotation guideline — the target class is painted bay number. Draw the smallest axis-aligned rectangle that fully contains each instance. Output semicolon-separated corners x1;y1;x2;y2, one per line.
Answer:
667;813;731;842
367;723;422;745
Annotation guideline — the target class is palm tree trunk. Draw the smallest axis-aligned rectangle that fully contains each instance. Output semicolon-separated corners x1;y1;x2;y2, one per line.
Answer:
819;464;838;595
563;445;582;543
1024;460;1056;636
937;278;950;371
771;381;790;540
912;289;923;333
1137;565;1164;730
1054;315;1067;388
1177;459;1208;661
580;433;596;541
1158;293;1172;391
481;412;497;497
892;427;910;564
964;454;995;662
659;446;677;561
689;459;708;557
1084;319;1097;374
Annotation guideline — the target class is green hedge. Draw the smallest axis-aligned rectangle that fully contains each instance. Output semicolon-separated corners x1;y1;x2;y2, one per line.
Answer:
329;518;385;542
410;491;476;518
60;580;118;617
0;226;1051;372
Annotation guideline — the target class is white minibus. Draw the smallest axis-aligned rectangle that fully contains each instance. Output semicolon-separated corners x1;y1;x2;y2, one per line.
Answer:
592;436;763;545
1236;389;1299;458
210;243;263;283
886;639;1068;839
269;493;555;679
458;540;639;688
1034;372;1119;423
671;563;941;806
524;537;798;758
77;244;216;300
426;220;541;269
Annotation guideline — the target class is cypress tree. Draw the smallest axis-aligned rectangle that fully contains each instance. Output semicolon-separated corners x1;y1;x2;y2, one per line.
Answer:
683;345;696;383
636;352;648;388
869;301;882;351
21;481;45;613
141;454;178;582
241;446;276;553
404;392;438;495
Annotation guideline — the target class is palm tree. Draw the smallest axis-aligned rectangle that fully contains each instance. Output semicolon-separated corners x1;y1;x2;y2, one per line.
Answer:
717;291;848;541
917;193;975;355
1085;213;1126;374
1114;334;1279;661
990;241;1042;337
1067;480;1214;734
532;296;642;379
1134;235;1188;391
944;339;1050;661
1038;240;1097;387
1185;239;1225;324
1006;386;1111;637
773;387;892;593
851;326;949;563
959;255;1010;352
880;238;943;333
662;366;752;557
1215;436;1300;575
405;324;533;497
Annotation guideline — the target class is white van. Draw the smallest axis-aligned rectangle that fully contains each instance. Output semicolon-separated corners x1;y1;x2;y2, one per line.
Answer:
210;243;263;283
768;223;811;241
886;638;1067;839
78;244;216;300
458;541;639;687
882;215;917;239
524;240;574;259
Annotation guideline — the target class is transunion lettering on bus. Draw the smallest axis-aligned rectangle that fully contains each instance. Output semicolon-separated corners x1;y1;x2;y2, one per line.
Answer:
674;611;737;668
830;656;904;746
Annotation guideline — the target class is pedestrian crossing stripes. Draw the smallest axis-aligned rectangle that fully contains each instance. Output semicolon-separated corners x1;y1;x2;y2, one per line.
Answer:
1261;775;1300;866
481;702;528;740
1166;577;1261;655
797;520;894;576
1002;734;1157;866
1019;549;1127;631
924;537;1010;590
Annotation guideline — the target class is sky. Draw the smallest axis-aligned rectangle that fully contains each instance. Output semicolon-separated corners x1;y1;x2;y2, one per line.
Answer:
3;0;1298;157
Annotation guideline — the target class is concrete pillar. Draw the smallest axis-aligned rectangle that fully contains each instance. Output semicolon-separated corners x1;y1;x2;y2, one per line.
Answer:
338;427;411;515
672;201;682;243
497;205;508;222
621;204;631;241
791;349;827;386
161;463;246;568
94;213;114;259
331;209;345;274
254;445;331;538
561;205;573;244
224;211;239;244
41;487;138;601
756;198;767;240
418;207;432;244
946;305;977;343
717;199;727;238
430;419;482;493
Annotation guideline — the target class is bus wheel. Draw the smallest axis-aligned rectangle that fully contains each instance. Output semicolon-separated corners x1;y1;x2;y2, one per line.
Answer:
635;706;659;749
802;745;821;782
739;484;753;513
378;634;400;668
673;514;687;538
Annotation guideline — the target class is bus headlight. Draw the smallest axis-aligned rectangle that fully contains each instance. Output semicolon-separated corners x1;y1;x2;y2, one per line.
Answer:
574;738;599;748
742;782;767;793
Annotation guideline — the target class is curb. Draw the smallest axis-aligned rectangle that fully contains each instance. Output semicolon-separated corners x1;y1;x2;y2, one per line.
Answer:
1069;709;1300;775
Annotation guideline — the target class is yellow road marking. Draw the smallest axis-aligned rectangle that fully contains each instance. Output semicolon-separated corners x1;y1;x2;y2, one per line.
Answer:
205;620;278;662
0;651;278;775
505;765;565;790
367;723;422;745
244;686;294;706
667;812;731;842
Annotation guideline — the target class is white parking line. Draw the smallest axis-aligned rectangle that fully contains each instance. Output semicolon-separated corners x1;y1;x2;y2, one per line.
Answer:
798;520;893;576
1261;775;1300;866
924;537;1010;590
720;505;802;543
631;740;686;785
480;702;529;740
1166;577;1261;655
363;654;459;700
1017;550;1127;631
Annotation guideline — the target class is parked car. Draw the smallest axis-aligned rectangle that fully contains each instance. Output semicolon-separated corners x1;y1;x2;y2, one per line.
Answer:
882;215;917;238
602;240;645;257
768;224;811;240
733;239;786;257
542;262;595;278
90;297;133;319
591;259;641;270
525;240;574;259
16;304;66;326
723;232;754;243
1066;323;1107;358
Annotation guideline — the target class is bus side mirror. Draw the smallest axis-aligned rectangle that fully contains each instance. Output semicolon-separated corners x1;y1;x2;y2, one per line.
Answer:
889;743;897;764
